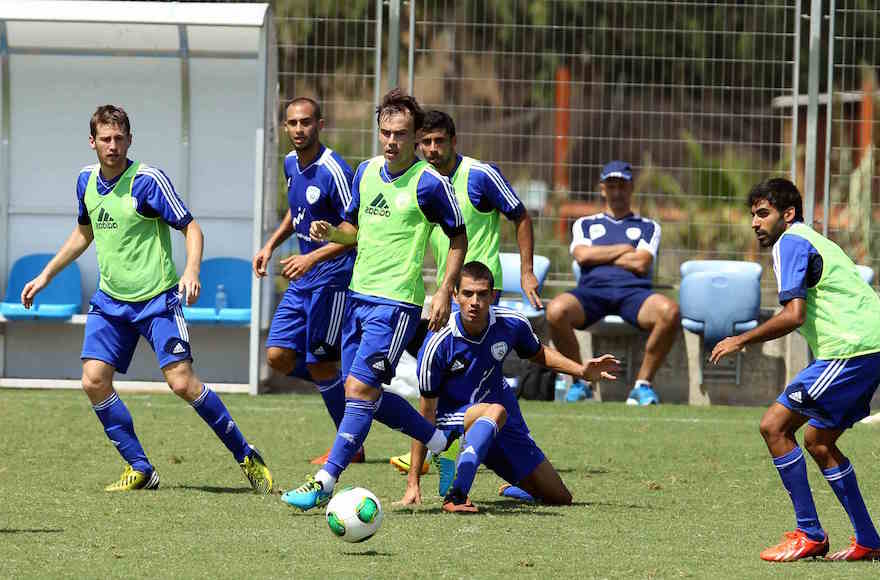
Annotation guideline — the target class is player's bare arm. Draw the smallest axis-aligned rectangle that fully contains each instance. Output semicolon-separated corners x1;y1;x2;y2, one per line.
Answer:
710;298;805;364
310;219;358;246
429;231;468;331
572;243;635;267
254;209;294;277
531;345;620;382
613;249;653;276
280;242;352;281
178;220;204;306
396;395;439;506
514;211;542;309
21;224;94;309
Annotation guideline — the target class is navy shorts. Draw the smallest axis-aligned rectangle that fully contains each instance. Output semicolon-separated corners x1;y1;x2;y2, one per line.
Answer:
437;389;546;486
266;284;348;364
777;351;880;430
81;288;191;374
341;294;422;388
566;284;654;329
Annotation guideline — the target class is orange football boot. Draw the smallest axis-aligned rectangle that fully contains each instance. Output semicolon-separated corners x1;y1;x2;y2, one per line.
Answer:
760;530;829;562
442;489;479;514
825;537;880;561
309;447;365;465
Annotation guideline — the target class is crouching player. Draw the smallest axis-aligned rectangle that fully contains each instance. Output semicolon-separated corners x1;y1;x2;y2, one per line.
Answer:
397;261;619;512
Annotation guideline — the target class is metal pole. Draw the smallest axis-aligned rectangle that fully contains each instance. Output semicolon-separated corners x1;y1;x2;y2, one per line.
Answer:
407;0;415;94
791;0;801;183
388;0;400;90
178;25;191;206
0;21;7;377
372;0;383;157
822;0;835;236
803;0;822;227
249;128;264;395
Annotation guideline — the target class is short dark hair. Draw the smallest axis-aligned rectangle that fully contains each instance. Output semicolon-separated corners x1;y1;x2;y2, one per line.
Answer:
747;178;804;222
287;96;322;120
376;88;424;131
90;105;131;137
421;110;456;137
456;260;495;291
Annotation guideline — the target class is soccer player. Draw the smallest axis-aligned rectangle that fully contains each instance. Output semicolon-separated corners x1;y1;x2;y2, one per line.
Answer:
545;160;680;404
711;178;880;562
390;109;540;474
397;261;619;512
252;97;359;464
281;89;467;510
20;105;272;492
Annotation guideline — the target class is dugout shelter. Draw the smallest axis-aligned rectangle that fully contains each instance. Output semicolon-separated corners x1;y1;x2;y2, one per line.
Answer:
0;1;278;394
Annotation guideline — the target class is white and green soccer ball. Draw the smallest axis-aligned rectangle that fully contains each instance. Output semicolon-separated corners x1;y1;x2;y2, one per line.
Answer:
325;486;383;543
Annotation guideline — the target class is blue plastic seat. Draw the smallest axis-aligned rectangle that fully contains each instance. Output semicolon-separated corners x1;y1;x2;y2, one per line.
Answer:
1;253;81;320
182;257;252;325
678;260;762;349
496;253;551;319
856;264;874;285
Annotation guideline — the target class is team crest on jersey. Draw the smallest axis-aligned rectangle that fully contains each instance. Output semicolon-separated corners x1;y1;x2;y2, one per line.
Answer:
626;227;642;240
490;341;508;361
306;185;321;205
589;223;606;239
395;192;410;210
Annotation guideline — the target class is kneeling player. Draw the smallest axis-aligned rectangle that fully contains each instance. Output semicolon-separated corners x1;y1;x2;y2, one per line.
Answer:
397;261;619;512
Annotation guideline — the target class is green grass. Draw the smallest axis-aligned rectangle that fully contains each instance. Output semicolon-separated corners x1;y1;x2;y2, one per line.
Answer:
2;389;880;579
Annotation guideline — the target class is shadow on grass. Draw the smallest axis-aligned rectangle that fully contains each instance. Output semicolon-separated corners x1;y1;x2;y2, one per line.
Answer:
393;501;563;517
0;528;64;534
573;500;658;510
171;485;255;494
341;550;393;557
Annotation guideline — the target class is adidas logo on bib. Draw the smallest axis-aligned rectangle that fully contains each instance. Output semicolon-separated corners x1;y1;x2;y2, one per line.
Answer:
95;208;118;230
365;193;391;217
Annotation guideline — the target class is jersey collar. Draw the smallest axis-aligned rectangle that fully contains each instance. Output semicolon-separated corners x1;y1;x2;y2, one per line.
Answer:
382;159;419;182
451;307;497;343
293;144;326;174
600;211;636;224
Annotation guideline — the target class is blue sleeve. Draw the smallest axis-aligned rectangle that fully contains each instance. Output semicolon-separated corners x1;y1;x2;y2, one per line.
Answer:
511;315;542;358
416;170;465;238
469;162;525;220
76;171;90;225
417;332;449;398
325;154;354;222
773;235;814;304
133;168;193;230
344;161;369;225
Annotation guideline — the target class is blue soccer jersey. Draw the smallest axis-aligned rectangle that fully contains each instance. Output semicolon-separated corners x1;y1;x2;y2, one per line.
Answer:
455;155;525;220
772;231;823;304
284;145;356;290
570;212;660;288
76;160;193;230
417;306;541;429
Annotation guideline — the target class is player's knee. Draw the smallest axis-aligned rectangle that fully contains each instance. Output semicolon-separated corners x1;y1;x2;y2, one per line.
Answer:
545;298;570;328
266;347;295;374
661;299;681;325
758;415;784;443
488;403;507;427
81;370;110;395
307;361;338;382
541;486;572;506
803;434;831;461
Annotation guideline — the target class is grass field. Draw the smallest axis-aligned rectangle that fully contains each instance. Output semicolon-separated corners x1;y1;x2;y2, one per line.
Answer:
2;389;880;579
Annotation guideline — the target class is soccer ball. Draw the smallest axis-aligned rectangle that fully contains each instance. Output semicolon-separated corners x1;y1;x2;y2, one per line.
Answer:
325;486;383;543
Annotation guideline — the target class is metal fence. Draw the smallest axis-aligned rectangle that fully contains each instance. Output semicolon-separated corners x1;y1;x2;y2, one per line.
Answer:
242;0;879;302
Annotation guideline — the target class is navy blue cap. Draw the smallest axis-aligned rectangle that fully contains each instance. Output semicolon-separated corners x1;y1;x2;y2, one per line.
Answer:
599;160;633;182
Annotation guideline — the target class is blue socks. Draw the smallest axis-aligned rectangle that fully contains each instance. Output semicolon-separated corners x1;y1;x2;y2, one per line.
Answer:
93;392;152;474
500;485;536;503
452;416;498;495
191;385;250;463
822;460;880;548
773;447;824;541
374;391;436;444
315;376;345;429
324;397;378;480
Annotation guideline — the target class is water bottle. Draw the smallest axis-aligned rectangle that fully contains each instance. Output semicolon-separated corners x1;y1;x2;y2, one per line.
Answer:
215;284;227;314
554;374;567;403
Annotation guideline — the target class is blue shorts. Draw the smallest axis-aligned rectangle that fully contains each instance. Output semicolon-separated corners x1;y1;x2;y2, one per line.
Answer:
777;351;880;430
266;283;348;364
566;284;654;329
341;293;422;388
81;287;191;374
439;403;545;486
